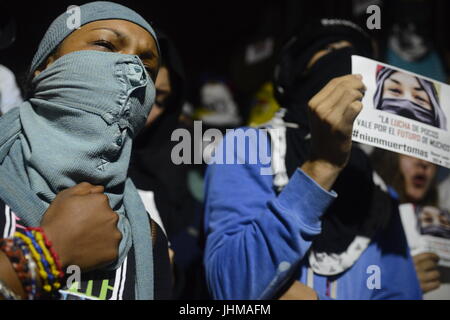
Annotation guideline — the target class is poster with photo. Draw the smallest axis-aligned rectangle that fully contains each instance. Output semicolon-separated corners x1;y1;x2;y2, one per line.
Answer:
352;55;450;169
400;204;450;267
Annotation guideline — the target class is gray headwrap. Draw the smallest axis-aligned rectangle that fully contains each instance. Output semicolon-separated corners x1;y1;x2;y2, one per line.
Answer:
30;1;159;75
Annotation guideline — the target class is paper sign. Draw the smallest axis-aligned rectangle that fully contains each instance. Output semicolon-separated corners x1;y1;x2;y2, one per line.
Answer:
400;204;450;267
352;55;450;168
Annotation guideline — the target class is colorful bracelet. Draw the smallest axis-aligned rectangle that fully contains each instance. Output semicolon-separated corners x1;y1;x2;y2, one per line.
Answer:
0;238;34;300
29;228;64;282
29;228;64;278
16;229;64;297
14;232;52;294
30;230;58;287
24;230;56;286
0;228;65;300
13;237;40;299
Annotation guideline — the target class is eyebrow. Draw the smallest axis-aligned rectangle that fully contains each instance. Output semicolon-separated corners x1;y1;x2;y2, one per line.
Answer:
387;78;400;85
388;77;425;91
90;27;128;40
90;27;158;62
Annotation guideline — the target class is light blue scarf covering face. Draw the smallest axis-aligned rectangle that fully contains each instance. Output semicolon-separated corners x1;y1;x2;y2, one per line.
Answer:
0;50;156;299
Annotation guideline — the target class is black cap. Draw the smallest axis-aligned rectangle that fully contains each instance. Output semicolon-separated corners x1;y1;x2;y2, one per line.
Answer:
274;18;374;106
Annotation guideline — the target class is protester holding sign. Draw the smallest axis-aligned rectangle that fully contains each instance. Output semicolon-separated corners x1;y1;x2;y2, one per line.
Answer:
203;19;421;300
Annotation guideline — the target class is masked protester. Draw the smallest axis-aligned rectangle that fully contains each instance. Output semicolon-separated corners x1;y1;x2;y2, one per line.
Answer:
275;19;422;299
203;19;422;300
0;2;172;300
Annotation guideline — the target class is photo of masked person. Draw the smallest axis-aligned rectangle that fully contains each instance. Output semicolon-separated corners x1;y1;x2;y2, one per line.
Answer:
203;19;421;300
418;207;450;239
373;66;447;130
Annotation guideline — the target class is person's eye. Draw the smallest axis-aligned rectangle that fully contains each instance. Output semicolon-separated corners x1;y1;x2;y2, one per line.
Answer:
388;88;402;95
415;96;427;103
93;40;116;51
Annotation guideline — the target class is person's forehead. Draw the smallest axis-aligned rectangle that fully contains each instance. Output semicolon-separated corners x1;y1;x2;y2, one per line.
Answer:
390;72;419;86
80;20;157;46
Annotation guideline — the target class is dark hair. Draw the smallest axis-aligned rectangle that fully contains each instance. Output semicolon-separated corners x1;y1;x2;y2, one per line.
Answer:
371;149;438;206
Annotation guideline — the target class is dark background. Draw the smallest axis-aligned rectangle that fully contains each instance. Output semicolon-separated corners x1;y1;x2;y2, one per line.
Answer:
1;0;450;117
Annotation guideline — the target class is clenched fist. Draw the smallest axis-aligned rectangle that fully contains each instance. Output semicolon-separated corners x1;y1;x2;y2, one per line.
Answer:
308;74;365;169
40;182;122;272
302;75;366;190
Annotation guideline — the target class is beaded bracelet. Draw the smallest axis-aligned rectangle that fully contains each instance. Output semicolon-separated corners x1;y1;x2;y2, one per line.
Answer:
0;239;36;299
15;229;64;296
14;232;52;294
28;228;64;278
30;229;63;284
26;228;64;285
24;230;56;286
0;280;20;301
13;237;40;299
0;228;65;300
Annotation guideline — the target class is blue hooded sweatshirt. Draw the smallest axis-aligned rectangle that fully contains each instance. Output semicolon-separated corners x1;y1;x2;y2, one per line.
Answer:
203;127;422;300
